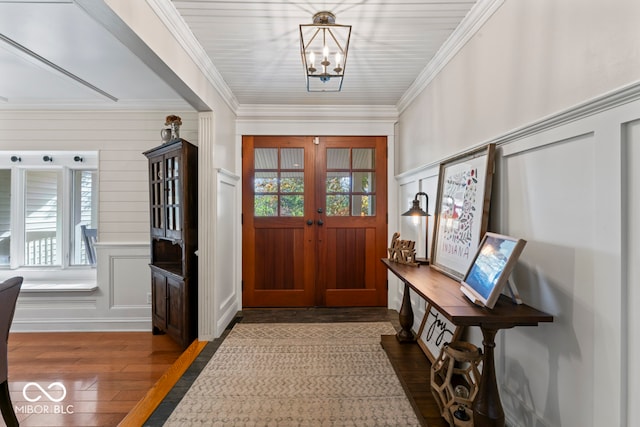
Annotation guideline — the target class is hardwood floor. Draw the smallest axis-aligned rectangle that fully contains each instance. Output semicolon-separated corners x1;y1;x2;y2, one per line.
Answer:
5;309;447;427
6;332;184;427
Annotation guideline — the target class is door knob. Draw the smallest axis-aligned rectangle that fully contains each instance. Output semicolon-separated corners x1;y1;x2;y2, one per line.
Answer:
317;219;324;226
306;219;314;226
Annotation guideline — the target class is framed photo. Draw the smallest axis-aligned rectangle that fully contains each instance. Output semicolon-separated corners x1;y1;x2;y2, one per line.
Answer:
430;143;496;279
417;302;462;363
460;232;527;309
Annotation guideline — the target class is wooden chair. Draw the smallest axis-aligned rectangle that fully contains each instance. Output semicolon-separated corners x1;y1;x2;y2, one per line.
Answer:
0;276;23;427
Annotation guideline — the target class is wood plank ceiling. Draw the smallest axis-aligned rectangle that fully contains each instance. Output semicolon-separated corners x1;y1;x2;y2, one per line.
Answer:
173;0;479;106
0;0;480;109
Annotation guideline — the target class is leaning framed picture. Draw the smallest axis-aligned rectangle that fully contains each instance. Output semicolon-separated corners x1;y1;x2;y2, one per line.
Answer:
430;143;495;280
416;302;462;363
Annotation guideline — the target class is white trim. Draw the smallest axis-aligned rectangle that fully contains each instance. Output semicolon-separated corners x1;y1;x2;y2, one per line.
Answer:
216;168;240;181
236;104;398;121
20;283;97;292
11;317;150;332
146;0;239;112
396;80;640;179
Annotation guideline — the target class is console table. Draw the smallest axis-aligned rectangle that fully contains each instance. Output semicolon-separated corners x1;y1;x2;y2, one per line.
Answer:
382;258;553;427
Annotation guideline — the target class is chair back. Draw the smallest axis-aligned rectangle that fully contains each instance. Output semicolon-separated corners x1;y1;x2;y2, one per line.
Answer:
81;225;98;266
0;277;23;382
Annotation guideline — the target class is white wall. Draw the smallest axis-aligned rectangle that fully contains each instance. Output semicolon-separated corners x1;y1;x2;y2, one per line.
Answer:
0;110;198;331
398;0;640;174
397;0;640;425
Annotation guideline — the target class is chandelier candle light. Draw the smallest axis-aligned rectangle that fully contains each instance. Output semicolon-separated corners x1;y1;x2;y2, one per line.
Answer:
300;11;351;92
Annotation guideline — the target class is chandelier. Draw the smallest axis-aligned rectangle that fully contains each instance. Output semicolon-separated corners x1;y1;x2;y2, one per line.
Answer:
299;11;351;92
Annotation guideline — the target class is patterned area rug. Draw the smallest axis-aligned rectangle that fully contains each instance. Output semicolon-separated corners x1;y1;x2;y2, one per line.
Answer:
163;322;421;426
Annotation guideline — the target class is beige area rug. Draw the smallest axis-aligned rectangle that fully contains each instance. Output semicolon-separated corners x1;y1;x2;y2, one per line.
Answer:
163;322;421;426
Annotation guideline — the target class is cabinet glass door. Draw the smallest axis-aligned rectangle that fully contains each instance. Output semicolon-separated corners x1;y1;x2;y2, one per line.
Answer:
149;157;165;238
165;153;182;240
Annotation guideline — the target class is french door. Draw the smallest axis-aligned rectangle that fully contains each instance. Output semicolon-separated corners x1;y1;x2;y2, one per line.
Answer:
242;135;388;307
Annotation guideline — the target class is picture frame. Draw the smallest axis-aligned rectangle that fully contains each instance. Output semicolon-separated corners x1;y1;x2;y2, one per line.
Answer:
460;232;527;309
430;143;496;280
416;302;462;363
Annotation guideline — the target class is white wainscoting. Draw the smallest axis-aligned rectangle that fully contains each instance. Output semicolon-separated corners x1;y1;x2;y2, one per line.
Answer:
397;92;640;427
213;169;241;337
623;118;640;427
13;242;152;332
197;114;242;341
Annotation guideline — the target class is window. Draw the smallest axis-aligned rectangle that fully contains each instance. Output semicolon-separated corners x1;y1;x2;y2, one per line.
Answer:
0;152;98;269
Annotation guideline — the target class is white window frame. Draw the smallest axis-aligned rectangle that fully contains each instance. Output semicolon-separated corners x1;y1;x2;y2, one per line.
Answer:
0;151;98;279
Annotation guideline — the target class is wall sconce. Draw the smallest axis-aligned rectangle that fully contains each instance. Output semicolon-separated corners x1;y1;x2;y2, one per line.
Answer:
74;156;84;162
402;191;430;264
42;155;53;162
10;155;21;162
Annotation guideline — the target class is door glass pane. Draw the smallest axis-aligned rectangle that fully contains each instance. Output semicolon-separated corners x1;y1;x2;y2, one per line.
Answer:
281;172;304;192
280;195;304;216
255;195;278;216
326;172;350;193
352;148;375;169
327;148;350;169
25;170;60;266
255;172;278;193
326;195;349;216
352;172;375;193
281;148;303;169
255;148;278;169
254;148;305;217
352;195;376;216
0;170;10;266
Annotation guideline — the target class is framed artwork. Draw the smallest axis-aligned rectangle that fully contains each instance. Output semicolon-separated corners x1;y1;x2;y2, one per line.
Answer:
430;143;495;280
417;302;462;363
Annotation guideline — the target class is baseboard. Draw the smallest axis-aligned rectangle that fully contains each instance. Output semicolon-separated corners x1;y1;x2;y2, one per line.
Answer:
11;318;151;332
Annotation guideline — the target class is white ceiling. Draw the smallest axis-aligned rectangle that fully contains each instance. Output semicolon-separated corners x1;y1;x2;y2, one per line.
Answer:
0;0;484;111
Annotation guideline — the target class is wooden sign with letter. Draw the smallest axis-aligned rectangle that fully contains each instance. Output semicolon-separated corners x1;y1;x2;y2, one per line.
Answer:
388;232;419;266
417;302;462;363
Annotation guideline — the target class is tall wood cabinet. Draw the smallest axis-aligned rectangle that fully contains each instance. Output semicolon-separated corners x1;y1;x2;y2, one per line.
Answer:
143;139;198;349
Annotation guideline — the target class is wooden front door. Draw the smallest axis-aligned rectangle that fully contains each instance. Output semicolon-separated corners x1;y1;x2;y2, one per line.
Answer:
242;135;387;307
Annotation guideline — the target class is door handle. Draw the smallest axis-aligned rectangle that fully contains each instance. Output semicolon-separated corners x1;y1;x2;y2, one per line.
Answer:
317;219;324;226
306;219;314;226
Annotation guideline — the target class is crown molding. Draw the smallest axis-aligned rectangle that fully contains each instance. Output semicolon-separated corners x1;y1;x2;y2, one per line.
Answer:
146;0;239;113
396;80;640;180
396;0;504;113
236;104;399;122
